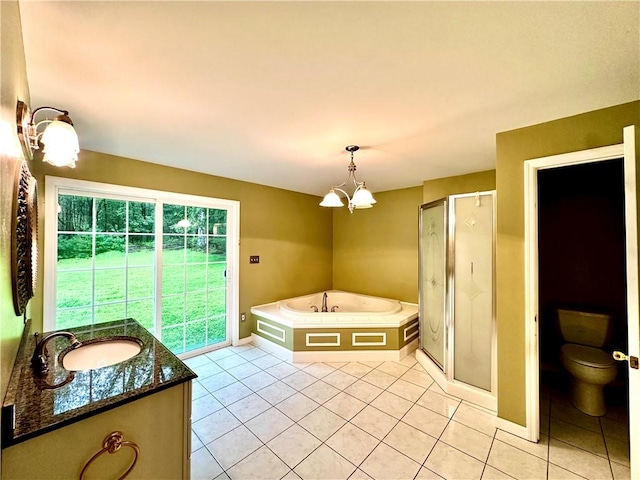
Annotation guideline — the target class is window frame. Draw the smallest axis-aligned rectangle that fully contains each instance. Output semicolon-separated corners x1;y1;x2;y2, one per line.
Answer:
43;176;240;351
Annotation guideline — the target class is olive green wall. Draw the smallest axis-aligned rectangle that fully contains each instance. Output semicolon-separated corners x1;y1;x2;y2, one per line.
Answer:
496;100;640;426
31;150;334;339
0;0;30;404
423;170;496;204
332;186;423;303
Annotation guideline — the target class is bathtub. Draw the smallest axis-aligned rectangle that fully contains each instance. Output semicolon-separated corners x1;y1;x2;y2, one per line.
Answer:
251;290;419;362
278;291;402;317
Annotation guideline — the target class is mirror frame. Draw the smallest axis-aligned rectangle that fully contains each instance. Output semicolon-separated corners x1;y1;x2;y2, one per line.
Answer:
11;160;38;316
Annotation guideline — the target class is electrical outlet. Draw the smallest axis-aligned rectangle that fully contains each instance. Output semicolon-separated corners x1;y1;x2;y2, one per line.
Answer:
250;255;260;264
240;312;246;322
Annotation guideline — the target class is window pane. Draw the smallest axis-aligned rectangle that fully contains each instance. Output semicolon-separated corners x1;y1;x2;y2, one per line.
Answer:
58;233;93;263
163;235;184;264
57;308;92;330
208;289;226;317
161;325;184;354
187;207;206;235
128;235;154;266
186;293;206;321
95;269;126;303
186;320;206;351
95;303;126;323
186;237;206;263
161;295;184;326
162;265;184;295
207;315;226;345
163;204;186;233
129;201;155;233
57;270;92;308
95;235;125;267
128;267;154;299
208;209;227;235
208;237;226;263
58;195;93;232
127;299;154;330
207;264;226;292
96;198;126;233
186;265;206;293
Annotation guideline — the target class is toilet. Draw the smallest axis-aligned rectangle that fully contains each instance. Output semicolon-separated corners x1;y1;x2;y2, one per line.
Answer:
556;308;617;416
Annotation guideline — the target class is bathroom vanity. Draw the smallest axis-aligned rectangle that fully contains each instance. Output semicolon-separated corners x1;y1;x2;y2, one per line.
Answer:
1;318;196;479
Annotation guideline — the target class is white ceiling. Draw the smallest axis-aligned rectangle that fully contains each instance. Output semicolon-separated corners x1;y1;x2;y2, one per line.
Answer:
19;1;639;196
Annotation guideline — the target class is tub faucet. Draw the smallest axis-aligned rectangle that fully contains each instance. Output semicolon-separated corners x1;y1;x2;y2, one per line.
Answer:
321;292;328;312
31;331;81;376
310;306;319;312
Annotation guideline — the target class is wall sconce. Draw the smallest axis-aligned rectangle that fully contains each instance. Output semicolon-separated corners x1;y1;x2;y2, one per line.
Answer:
320;145;377;213
16;100;80;168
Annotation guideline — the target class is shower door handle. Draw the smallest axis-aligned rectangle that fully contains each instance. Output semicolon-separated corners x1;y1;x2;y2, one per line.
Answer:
613;351;639;369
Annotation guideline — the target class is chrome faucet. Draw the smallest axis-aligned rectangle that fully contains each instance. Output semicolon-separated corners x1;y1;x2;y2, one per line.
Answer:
321;292;328;312
31;331;81;376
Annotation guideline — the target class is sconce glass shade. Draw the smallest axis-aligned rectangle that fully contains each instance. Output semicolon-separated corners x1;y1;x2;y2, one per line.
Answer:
351;186;377;207
40;120;80;168
320;190;344;207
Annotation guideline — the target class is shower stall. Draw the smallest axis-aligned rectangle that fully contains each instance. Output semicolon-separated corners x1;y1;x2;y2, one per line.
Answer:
418;191;496;410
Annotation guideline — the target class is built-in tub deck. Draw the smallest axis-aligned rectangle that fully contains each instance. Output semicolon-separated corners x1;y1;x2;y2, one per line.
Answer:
251;290;419;362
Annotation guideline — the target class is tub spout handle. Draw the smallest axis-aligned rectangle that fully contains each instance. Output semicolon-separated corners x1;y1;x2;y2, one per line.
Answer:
310;306;318;312
331;306;339;312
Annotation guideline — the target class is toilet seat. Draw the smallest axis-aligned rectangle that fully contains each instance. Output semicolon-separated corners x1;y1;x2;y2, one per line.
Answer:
561;344;615;368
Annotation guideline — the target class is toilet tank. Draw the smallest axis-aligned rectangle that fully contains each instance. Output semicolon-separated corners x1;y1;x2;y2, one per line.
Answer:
556;308;614;347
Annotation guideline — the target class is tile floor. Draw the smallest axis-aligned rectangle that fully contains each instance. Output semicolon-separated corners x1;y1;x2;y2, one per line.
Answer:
185;344;631;480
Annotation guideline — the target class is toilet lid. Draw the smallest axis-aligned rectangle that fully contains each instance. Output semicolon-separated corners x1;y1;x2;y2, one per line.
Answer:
561;344;616;368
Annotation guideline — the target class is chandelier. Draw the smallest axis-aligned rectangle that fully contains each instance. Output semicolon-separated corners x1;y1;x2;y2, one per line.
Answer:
320;145;376;213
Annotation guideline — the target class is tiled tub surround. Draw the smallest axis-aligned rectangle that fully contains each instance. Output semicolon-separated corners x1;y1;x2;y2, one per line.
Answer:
2;318;196;446
251;291;419;362
188;344;631;480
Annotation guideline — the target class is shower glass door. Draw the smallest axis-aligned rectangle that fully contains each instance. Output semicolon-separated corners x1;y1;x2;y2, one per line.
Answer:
451;192;495;391
419;199;448;370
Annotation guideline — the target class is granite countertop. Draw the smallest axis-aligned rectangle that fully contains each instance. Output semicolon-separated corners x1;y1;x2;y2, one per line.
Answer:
2;318;196;447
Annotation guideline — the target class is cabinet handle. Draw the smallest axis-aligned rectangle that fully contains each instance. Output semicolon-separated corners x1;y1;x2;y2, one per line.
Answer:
80;431;139;480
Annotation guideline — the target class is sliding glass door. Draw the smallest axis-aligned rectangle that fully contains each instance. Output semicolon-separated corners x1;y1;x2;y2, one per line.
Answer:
45;177;239;356
160;204;228;353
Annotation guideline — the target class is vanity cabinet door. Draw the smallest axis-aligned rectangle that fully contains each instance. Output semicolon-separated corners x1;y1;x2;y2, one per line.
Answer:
2;382;192;479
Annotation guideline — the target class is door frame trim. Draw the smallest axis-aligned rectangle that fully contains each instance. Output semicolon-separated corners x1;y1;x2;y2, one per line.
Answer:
523;142;628;442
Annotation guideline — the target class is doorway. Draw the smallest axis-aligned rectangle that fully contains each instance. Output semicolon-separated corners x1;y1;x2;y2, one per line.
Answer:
523;127;639;479
537;159;630;470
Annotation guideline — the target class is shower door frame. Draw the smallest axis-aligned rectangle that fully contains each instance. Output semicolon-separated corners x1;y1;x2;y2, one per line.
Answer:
417;191;498;411
418;198;448;371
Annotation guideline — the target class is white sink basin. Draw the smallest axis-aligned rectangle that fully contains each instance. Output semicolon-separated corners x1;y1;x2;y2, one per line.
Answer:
62;337;142;371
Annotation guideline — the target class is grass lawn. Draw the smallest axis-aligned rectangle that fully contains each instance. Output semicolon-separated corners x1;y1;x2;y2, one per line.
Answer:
56;248;228;354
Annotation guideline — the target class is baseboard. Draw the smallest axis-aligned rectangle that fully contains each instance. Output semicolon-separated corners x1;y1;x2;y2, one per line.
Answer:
495;416;532;441
235;336;253;346
416;349;497;412
251;334;293;361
